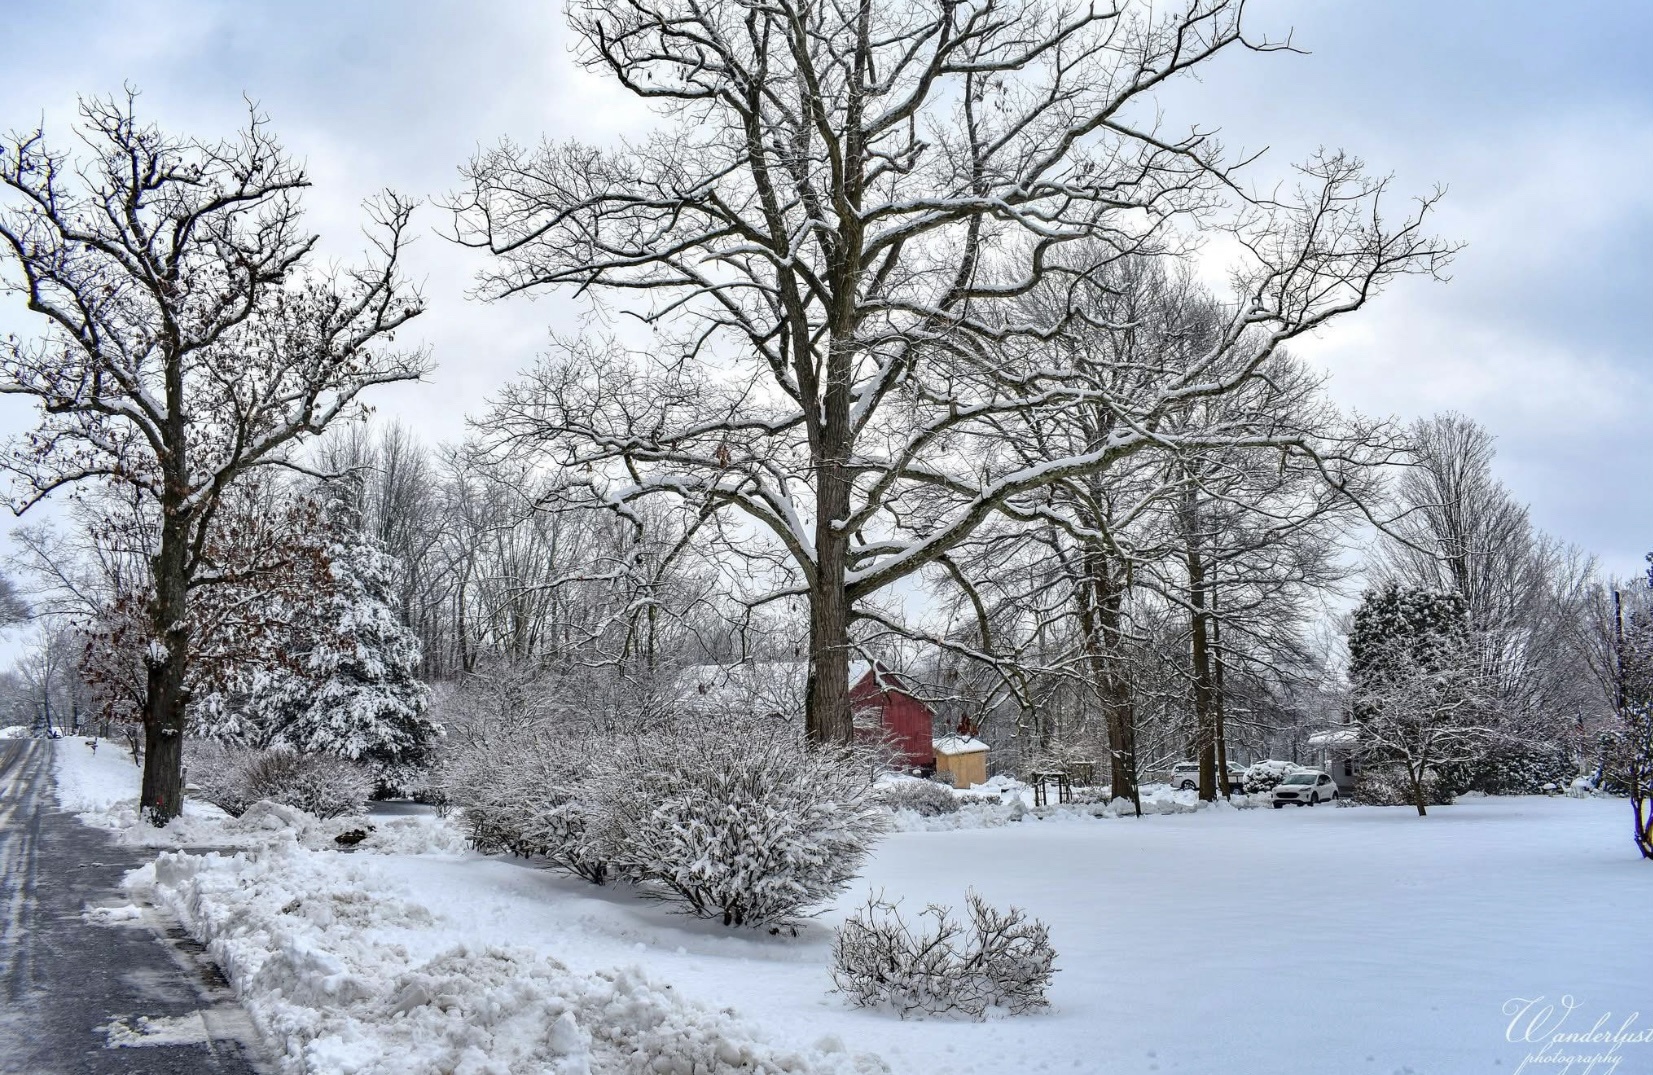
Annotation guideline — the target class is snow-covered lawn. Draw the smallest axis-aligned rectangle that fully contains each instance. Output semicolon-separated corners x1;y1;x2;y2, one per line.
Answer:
54;739;1653;1074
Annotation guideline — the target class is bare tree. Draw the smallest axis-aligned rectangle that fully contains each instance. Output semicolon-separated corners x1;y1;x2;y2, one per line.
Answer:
1374;413;1600;786
1593;564;1653;859
0;94;427;821
452;0;1450;743
1348;586;1492;816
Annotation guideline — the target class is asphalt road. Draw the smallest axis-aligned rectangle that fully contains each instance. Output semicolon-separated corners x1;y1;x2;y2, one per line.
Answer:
0;740;266;1075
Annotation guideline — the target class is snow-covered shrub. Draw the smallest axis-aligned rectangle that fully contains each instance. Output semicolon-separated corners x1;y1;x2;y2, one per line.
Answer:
1439;740;1577;796
1242;759;1304;794
831;892;1055;1018
875;777;960;817
591;716;888;927
187;740;370;819
440;728;609;884
433;660;688;885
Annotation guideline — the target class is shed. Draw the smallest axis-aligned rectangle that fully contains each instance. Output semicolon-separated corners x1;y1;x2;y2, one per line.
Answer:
932;734;990;790
849;661;937;771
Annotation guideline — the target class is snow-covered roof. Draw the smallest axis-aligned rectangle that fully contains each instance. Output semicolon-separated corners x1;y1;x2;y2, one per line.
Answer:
933;734;989;756
673;659;919;715
1307;727;1360;747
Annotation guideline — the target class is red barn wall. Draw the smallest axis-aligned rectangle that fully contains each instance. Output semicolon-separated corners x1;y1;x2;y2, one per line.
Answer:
850;673;935;769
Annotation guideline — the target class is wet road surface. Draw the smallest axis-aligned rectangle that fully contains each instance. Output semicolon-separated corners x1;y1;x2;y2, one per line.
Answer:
0;740;266;1075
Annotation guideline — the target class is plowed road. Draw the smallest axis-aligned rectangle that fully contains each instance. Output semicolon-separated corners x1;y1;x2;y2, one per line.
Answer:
0;740;265;1074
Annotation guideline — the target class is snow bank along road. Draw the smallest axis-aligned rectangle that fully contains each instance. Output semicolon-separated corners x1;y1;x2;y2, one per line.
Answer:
0;740;265;1074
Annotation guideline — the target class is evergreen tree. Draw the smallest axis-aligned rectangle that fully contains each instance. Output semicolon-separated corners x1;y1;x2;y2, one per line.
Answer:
252;534;438;770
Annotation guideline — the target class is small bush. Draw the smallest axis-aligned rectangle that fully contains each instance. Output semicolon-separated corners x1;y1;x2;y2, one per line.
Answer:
831;892;1056;1018
1242;760;1305;794
875;778;961;817
187;740;371;819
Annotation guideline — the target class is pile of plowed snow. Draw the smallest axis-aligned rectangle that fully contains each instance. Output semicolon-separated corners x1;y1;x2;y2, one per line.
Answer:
131;837;885;1075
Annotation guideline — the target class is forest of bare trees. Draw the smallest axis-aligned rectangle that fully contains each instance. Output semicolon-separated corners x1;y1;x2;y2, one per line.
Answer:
0;0;1629;824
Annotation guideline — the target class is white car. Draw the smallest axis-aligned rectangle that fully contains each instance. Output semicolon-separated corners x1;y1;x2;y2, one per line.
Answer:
1168;761;1247;794
1271;771;1338;807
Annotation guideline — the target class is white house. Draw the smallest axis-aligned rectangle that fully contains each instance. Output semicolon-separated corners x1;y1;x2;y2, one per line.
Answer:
1307;726;1361;793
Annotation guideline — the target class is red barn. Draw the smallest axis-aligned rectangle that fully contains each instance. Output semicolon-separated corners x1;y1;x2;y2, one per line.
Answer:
849;661;936;770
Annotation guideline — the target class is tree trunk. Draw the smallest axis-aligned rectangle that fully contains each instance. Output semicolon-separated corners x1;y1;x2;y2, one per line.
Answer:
1079;550;1140;812
1631;778;1652;859
1186;522;1217;802
1212;600;1230;801
139;701;186;823
806;243;857;744
1408;764;1429;817
138;617;190;822
806;419;854;744
139;510;193;824
805;586;853;744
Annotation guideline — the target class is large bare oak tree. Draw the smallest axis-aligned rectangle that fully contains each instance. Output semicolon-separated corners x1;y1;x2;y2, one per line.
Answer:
0;94;427;821
452;0;1450;743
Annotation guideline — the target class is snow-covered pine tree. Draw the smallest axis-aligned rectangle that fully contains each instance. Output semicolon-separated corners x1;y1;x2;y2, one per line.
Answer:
247;531;437;774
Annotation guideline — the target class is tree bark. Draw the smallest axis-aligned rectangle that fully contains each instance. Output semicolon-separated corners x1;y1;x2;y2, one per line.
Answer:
806;349;855;745
1408;759;1429;817
1186;505;1218;803
1079;550;1140;812
806;564;853;744
1213;596;1231;800
1633;789;1652;859
139;526;192;823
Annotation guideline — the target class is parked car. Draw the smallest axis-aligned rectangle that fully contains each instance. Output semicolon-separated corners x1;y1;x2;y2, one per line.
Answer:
1271;771;1338;807
1168;761;1247;795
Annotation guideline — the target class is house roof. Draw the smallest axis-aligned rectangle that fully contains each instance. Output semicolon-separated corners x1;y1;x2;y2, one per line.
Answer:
671;659;921;714
1307;727;1360;747
933;734;989;756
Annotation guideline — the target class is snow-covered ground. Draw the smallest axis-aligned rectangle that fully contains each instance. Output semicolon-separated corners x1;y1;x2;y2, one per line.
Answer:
53;739;1653;1074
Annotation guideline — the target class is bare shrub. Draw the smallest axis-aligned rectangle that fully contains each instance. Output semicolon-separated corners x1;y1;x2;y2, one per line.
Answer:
875;778;960;818
832;891;1056;1018
440;727;609;884
436;665;887;923
591;716;888;927
187;740;370;819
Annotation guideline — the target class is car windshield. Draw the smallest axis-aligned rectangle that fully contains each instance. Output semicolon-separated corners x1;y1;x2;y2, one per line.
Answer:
1282;774;1317;785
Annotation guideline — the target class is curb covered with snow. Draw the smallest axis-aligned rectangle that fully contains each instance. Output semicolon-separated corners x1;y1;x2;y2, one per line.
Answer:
132;839;885;1075
54;738;883;1073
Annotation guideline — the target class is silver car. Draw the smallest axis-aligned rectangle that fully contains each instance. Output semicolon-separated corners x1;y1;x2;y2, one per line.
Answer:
1271;771;1338;807
1168;761;1246;794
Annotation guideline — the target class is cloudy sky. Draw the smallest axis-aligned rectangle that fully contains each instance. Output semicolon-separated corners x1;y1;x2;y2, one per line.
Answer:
0;0;1649;583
